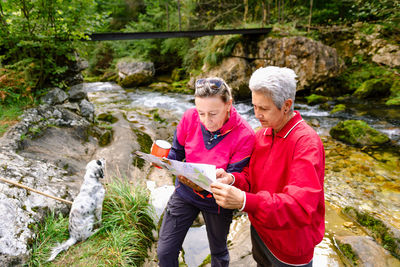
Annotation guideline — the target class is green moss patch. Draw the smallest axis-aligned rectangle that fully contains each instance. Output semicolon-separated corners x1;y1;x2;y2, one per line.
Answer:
343;207;400;259
97;113;118;124
337;242;359;266
330;104;346;114
132;128;153;168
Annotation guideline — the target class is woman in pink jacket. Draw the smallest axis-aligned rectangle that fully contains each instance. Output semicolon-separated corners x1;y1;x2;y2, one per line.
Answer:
211;66;325;267
157;77;255;267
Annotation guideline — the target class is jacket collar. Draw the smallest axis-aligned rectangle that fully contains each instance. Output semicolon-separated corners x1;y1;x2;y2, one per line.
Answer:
263;111;304;138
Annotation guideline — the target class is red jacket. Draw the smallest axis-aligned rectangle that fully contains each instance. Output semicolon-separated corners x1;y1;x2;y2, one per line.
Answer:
233;111;325;265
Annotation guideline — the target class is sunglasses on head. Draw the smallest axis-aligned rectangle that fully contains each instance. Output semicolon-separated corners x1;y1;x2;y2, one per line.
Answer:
195;78;225;90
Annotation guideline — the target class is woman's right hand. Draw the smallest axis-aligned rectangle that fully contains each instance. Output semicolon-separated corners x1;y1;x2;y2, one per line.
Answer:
216;169;234;185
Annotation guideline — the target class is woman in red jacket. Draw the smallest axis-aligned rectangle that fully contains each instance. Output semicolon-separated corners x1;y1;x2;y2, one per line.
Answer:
211;66;325;267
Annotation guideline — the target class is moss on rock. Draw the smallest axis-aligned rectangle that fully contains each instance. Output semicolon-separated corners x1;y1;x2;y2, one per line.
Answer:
353;78;392;99
305;94;329;105
99;130;112;147
330;104;346;114
386;79;400;106
329;120;390;146
337;241;359;266
132;128;153;168
97;113;118;124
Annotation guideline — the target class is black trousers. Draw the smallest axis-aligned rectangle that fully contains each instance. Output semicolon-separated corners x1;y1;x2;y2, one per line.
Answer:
157;192;233;267
251;226;313;267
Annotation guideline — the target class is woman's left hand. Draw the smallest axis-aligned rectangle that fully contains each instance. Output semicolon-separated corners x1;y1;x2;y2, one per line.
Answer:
210;182;244;209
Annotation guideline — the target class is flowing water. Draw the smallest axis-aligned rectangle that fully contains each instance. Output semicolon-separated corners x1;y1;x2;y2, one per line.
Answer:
85;82;400;266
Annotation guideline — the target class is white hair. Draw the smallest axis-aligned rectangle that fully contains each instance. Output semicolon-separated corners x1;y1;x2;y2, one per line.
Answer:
249;66;297;111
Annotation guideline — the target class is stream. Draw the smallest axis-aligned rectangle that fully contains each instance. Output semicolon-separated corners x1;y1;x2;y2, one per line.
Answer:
84;82;400;266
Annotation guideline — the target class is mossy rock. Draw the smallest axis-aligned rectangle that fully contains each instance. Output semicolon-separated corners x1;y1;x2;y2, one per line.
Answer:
343;207;400;259
120;72;154;88
329;120;390;147
353;78;392;99
148;82;172;92
319;102;331;111
330;104;346;114
305;94;329;105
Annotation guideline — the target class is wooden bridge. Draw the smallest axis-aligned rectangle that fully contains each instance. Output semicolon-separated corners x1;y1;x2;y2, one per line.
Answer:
87;28;271;41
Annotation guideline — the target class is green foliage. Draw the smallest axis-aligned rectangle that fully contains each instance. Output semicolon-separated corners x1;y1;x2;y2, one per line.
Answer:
203;35;242;68
0;0;108;95
0;99;32;136
28;179;156;266
335;63;394;94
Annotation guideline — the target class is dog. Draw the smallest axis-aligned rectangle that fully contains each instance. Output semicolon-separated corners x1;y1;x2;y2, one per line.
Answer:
47;159;106;262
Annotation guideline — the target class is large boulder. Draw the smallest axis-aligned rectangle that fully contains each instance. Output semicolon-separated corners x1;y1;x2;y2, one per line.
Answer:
116;60;155;88
329;120;390;147
196;36;344;99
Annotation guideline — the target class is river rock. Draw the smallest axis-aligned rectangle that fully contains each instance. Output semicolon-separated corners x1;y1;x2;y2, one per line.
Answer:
40;87;68;105
335;235;396;267
68;83;88;101
329;120;390;147
79;99;95;122
197;36;344;99
117;60;155;88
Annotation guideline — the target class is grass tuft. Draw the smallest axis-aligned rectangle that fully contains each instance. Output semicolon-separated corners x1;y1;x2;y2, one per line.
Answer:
28;178;156;266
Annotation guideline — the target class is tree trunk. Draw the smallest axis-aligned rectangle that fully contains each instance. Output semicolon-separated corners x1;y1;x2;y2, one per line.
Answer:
261;1;267;26
165;2;169;31
177;0;181;31
244;0;248;22
308;0;313;32
277;0;281;23
267;0;270;24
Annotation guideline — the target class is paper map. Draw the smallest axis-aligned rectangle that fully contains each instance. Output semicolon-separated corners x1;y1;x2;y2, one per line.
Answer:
135;151;216;192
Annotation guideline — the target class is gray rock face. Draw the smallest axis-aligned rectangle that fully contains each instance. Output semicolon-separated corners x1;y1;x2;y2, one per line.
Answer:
198;36;344;99
116;60;155;87
0;151;72;262
0;103;99;266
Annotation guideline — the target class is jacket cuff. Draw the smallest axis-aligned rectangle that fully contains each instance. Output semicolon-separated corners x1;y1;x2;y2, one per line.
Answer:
243;192;258;213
